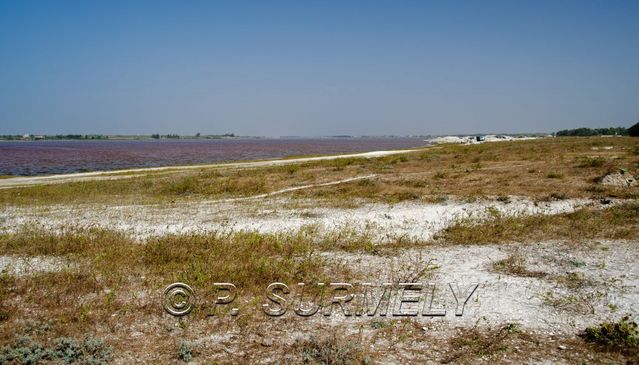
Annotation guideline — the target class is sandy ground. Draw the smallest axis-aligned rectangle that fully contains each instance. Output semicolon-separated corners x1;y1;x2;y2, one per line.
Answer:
0;196;601;240
3;193;634;337
331;240;638;333
1;193;636;363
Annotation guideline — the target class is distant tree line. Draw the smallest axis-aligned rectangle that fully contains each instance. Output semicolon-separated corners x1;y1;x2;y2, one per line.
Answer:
51;134;108;139
151;133;235;139
151;134;180;139
0;135;24;140
556;127;629;137
206;133;235;139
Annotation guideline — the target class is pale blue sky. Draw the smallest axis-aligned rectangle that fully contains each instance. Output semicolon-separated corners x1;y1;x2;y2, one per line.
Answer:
0;1;637;136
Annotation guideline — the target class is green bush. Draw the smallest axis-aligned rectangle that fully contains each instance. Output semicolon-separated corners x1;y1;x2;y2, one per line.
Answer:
178;340;193;363
0;335;111;365
0;336;50;364
582;315;639;349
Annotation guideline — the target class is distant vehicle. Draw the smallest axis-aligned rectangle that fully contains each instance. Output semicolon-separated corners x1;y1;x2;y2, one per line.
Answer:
476;135;485;142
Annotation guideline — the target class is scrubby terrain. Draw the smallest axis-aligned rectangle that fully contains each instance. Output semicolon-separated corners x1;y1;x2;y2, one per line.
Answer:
0;136;638;364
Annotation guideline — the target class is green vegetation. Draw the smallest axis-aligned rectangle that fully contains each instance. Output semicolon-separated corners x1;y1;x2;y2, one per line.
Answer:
556;127;628;136
0;336;111;364
177;340;194;363
582;316;639;349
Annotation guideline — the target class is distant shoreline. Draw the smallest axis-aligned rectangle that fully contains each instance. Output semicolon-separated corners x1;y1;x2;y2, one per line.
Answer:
0;137;429;177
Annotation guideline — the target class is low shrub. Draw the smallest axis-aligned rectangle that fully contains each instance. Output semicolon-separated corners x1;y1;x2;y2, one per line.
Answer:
582;315;639;349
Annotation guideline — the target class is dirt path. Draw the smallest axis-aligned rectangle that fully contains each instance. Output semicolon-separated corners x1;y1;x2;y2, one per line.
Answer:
213;174;377;203
0;148;422;189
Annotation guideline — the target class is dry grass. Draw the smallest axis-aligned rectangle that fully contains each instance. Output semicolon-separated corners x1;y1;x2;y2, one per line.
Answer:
436;202;639;244
289;332;370;365
293;137;639;204
0;227;380;362
0;159;374;206
358;318;638;363
0;228;360;336
442;323;523;363
491;253;546;278
0;226;422;362
439;322;638;364
541;291;596;315
2;137;638;207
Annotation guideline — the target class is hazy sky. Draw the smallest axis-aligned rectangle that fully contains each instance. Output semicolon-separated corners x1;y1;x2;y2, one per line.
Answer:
0;1;637;136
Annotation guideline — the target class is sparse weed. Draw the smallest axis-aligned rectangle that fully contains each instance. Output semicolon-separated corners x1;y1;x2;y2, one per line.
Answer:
433;171;448;179
295;333;370;365
553;272;590;289
549;192;568;200
542;291;594;314
357;178;376;187
443;323;521;363
492;254;545;278
578;156;607;168
0;273;14;322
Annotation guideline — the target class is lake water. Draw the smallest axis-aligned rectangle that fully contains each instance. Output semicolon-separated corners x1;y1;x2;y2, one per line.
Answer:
0;137;427;176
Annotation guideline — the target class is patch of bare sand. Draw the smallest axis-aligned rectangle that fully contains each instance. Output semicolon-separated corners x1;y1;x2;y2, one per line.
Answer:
0;255;69;276
0;197;605;240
